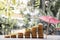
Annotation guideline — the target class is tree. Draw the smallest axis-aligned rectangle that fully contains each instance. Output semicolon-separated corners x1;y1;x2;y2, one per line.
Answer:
50;0;60;17
56;8;60;20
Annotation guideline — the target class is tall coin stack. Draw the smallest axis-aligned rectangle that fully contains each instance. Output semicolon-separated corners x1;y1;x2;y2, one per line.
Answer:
31;26;37;38
38;23;43;38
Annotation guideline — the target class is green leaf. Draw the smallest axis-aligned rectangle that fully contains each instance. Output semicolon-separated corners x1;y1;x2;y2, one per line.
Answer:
0;2;5;9
11;0;16;5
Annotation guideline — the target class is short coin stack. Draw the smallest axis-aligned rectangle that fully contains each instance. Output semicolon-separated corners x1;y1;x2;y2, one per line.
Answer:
18;33;23;38
11;34;16;38
25;29;30;38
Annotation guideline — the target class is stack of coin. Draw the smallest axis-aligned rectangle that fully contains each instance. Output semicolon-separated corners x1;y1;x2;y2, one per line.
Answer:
5;35;10;38
18;33;23;38
31;26;37;38
11;34;16;38
38;24;43;38
25;29;30;38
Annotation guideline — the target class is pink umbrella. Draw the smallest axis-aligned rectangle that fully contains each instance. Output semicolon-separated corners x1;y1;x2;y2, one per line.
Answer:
39;16;60;38
39;16;60;24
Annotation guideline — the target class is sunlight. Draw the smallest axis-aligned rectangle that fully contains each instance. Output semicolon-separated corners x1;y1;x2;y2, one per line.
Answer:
20;0;30;5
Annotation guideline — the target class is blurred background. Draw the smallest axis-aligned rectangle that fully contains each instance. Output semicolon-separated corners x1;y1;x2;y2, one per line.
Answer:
0;0;60;35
